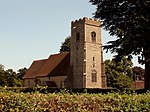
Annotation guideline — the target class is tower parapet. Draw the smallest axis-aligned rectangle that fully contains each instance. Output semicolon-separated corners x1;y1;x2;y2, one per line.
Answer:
71;17;101;27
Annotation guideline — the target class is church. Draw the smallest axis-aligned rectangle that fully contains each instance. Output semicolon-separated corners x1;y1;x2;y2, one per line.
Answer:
23;17;107;88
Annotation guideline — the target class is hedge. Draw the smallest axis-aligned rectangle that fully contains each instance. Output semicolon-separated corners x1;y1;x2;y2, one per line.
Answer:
0;89;150;111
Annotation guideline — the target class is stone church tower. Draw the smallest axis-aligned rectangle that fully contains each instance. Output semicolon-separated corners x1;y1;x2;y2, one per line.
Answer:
70;17;106;88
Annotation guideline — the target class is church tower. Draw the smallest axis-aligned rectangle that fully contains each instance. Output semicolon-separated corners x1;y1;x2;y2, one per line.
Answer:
70;17;106;88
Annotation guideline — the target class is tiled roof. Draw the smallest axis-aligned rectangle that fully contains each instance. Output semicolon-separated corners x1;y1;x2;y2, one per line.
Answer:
22;59;47;79
47;52;70;77
23;52;70;79
37;52;70;77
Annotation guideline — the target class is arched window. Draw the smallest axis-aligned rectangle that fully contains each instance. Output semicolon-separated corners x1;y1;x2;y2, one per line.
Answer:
91;31;96;42
91;70;97;82
93;57;95;61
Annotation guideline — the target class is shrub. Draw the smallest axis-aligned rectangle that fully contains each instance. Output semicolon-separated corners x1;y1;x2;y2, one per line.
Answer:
0;90;150;111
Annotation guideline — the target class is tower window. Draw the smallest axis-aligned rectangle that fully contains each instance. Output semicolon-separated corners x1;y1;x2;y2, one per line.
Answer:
76;32;80;42
93;57;95;61
91;31;96;42
91;73;97;82
91;70;97;82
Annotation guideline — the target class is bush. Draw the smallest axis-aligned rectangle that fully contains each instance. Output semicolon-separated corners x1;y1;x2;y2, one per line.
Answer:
0;90;150;111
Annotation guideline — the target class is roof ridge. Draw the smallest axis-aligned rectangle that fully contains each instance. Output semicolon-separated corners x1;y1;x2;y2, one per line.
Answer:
49;52;69;58
34;58;48;62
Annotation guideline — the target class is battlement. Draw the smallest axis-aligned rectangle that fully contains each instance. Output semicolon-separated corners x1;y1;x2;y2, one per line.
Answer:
71;17;101;27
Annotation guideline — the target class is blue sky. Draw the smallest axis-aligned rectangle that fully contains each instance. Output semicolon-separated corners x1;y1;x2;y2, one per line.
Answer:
0;0;142;71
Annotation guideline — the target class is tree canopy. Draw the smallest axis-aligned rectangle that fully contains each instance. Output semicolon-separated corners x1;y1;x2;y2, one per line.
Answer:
17;67;27;79
90;0;150;89
105;57;133;90
60;36;71;52
132;66;145;81
0;64;27;87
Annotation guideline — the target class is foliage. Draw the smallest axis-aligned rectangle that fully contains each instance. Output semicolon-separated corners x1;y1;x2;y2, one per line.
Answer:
60;36;71;52
5;69;18;87
132;66;145;81
0;64;26;87
0;70;7;86
17;67;27;79
90;0;150;89
0;90;150;111
90;0;150;61
105;57;133;90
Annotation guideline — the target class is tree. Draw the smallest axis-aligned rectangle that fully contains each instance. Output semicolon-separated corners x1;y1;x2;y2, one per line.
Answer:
0;72;7;86
60;36;71;52
0;64;7;86
90;0;150;89
5;69;22;87
17;67;27;79
0;65;26;87
105;57;133;90
132;66;145;81
5;69;17;87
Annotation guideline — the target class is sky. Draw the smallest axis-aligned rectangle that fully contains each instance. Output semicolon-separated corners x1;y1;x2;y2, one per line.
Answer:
0;0;143;71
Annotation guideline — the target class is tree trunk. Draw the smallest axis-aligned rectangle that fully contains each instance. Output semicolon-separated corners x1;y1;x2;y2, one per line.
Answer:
144;54;150;90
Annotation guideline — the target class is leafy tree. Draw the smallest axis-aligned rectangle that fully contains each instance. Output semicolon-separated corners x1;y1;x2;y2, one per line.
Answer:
90;0;150;89
0;65;25;87
5;69;22;87
17;67;27;79
60;36;71;52
0;64;7;86
132;66;145;81
0;73;7;86
5;69;17;87
105;57;133;90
